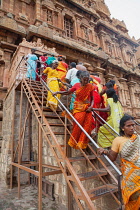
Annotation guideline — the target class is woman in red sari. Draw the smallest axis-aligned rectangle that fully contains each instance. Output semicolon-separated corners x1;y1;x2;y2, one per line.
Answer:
53;71;94;149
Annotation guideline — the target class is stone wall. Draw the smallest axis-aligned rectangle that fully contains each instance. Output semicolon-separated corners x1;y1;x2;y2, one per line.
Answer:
0;88;15;183
0;84;68;206
0;88;30;185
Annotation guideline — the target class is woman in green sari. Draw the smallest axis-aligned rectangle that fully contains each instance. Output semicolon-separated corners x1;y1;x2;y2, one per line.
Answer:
92;88;123;148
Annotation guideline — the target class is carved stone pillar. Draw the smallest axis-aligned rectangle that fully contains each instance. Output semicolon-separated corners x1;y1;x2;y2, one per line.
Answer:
120;43;127;62
112;43;117;58
132;49;137;67
111;36;118;58
94;67;105;85
56;4;64;29
88;29;93;42
3;49;13;88
118;78;127;106
21;0;27;15
80;26;84;39
104;73;115;82
75;14;82;38
9;0;14;13
127;81;137;109
98;31;106;51
0;64;4;87
89;21;96;43
36;0;41;20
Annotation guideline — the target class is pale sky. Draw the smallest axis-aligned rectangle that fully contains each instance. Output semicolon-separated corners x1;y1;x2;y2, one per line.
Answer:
104;0;140;40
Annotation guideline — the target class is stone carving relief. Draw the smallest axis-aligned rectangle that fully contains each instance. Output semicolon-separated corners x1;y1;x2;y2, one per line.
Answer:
82;0;95;8
47;9;53;23
68;0;96;10
20;38;58;55
41;0;55;9
96;0;111;17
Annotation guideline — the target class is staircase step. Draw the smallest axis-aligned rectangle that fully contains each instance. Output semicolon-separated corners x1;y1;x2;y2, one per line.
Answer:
44;114;65;119
33;92;48;96
42;107;62;112
29;87;47;92
52;144;66;148
47;132;69;135
34;95;46;100
36;100;46;105
68;155;96;162
49;123;71;127
26;81;42;86
25;79;41;84
77;184;118;200
28;85;44;90
68;169;108;181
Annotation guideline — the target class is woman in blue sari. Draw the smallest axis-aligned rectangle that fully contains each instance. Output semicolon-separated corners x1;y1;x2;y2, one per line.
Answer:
26;48;38;80
70;70;82;111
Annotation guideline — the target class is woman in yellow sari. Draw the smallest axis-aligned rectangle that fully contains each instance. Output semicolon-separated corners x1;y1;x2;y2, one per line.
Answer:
98;114;140;210
93;88;123;148
53;71;94;149
43;60;60;110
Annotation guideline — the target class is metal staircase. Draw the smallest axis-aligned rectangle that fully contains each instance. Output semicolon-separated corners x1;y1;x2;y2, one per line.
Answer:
10;57;122;210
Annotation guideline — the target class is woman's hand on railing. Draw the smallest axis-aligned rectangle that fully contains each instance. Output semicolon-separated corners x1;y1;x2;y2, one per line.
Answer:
53;91;58;96
97;148;109;156
57;78;61;82
86;106;93;113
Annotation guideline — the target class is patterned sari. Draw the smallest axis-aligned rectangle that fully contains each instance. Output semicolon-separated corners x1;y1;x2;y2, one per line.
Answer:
121;134;140;210
68;83;94;149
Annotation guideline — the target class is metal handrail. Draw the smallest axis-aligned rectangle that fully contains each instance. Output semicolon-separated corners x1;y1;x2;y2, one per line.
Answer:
93;111;120;136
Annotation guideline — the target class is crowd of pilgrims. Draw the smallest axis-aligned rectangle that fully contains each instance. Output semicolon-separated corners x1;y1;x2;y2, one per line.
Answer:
26;48;123;149
26;49;140;210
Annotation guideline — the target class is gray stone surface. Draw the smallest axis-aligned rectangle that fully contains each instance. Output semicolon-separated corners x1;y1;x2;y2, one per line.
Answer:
0;179;67;210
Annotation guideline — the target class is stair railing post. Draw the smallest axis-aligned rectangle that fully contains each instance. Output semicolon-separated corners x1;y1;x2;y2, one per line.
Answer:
18;82;23;198
38;125;43;210
10;90;16;189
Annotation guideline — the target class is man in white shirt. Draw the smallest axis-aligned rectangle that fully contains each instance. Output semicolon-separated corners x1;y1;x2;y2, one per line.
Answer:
65;62;78;83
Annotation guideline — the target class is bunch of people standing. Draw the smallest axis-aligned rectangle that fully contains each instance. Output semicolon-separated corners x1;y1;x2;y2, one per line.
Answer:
26;48;140;210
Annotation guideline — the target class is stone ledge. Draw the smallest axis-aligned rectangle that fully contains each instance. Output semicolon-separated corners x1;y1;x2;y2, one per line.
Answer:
0;16;26;36
26;24;140;76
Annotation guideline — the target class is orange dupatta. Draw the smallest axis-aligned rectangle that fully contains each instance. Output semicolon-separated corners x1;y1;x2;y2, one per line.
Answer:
73;83;94;114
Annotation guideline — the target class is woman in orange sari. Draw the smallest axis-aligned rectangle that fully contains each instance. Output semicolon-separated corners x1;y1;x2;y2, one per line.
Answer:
98;114;140;210
53;71;94;149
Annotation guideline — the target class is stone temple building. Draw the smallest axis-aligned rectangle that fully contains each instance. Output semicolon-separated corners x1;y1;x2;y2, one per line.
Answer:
0;0;140;209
